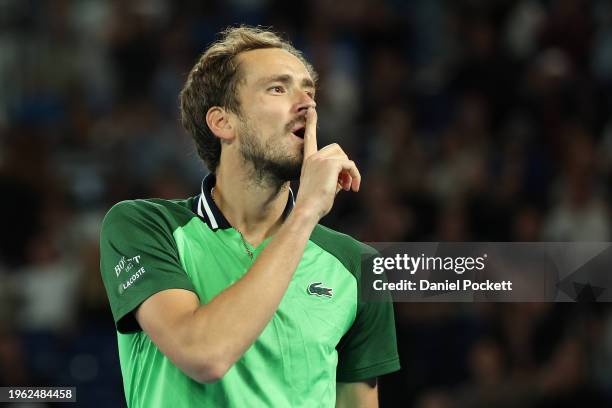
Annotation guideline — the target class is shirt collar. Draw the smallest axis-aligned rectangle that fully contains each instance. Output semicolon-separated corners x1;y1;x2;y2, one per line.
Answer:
193;173;296;231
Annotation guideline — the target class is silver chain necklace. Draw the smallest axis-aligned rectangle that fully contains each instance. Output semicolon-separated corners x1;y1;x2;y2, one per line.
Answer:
211;187;254;259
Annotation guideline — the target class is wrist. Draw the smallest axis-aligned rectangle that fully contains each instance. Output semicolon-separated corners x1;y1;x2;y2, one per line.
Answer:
286;205;319;231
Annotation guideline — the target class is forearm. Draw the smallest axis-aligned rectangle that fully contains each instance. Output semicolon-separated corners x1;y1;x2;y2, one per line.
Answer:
184;206;318;376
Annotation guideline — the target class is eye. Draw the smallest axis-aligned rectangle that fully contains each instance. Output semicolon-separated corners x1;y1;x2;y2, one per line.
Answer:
269;85;286;94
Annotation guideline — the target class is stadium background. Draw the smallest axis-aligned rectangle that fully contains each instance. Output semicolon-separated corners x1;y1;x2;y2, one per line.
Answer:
1;0;612;406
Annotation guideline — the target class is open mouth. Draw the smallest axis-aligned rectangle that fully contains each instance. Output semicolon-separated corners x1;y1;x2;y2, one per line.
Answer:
291;122;306;139
292;127;306;139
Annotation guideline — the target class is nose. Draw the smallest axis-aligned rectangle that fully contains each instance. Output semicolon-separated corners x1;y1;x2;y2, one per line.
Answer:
296;90;316;114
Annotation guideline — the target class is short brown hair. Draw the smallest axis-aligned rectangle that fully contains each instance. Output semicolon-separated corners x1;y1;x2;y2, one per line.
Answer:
180;25;317;172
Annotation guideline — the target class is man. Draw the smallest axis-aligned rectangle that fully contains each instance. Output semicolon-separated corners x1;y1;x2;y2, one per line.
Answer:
100;26;399;407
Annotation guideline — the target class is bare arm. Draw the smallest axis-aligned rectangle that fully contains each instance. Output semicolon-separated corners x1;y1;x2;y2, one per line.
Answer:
134;107;361;383
135;206;318;382
336;382;379;408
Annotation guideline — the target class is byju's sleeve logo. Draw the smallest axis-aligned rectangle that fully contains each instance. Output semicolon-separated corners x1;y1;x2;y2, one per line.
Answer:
114;255;142;278
114;254;147;295
307;282;333;298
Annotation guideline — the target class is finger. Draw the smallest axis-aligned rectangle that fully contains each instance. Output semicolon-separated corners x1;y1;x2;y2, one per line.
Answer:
303;107;318;159
317;143;349;160
336;170;352;194
338;171;352;191
336;160;361;192
318;143;343;154
335;173;353;194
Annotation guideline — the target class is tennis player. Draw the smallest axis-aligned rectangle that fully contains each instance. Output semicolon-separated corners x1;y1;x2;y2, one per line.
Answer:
100;26;399;407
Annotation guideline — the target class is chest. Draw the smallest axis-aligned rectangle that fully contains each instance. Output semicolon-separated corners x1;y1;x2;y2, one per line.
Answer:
176;229;358;348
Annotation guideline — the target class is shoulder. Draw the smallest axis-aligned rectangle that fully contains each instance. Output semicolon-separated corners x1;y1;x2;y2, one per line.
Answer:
102;197;197;233
310;224;376;277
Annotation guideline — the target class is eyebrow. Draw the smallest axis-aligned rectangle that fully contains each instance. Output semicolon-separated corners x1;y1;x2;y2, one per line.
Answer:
258;74;316;91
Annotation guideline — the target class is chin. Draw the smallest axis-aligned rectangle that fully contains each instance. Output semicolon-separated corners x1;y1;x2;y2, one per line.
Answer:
269;156;302;181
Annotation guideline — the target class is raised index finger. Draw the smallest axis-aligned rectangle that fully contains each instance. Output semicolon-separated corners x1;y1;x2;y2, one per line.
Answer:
303;107;318;159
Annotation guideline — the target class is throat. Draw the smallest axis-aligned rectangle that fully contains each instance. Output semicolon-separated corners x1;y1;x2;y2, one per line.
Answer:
212;168;292;245
236;220;282;248
211;187;286;246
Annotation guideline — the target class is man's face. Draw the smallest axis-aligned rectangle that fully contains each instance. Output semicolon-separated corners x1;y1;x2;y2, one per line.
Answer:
232;48;316;183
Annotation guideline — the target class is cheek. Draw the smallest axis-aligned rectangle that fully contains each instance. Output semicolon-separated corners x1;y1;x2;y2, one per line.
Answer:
255;96;289;123
243;96;291;138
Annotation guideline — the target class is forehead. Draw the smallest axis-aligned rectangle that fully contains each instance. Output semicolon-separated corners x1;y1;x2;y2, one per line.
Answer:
236;48;313;87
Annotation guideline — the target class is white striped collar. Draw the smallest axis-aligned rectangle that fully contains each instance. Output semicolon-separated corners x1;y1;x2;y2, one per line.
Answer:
194;173;295;231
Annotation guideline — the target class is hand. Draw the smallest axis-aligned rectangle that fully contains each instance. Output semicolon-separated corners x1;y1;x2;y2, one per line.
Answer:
295;107;361;221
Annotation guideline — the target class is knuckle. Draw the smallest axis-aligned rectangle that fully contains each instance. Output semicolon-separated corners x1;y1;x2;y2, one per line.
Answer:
327;160;340;170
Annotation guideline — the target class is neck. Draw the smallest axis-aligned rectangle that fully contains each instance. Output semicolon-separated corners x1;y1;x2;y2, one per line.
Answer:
213;161;291;246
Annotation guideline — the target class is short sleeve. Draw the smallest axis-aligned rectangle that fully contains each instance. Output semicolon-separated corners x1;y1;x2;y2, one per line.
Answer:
336;245;400;382
100;200;196;333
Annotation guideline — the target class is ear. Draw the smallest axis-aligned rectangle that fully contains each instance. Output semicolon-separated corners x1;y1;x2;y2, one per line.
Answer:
206;107;234;142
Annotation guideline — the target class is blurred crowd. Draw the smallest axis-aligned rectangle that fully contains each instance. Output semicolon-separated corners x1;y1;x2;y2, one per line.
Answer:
1;0;611;406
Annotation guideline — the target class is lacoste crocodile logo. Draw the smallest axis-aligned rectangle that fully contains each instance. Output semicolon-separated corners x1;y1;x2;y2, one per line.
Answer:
307;282;333;298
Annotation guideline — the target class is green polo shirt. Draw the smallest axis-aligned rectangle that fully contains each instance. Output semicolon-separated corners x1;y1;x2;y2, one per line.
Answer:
100;174;400;407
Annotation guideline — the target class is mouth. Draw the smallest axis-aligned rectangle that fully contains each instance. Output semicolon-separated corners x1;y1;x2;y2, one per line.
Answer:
291;123;306;139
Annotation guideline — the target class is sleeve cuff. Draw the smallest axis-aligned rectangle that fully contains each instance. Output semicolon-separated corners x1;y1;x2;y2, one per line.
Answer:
336;357;401;382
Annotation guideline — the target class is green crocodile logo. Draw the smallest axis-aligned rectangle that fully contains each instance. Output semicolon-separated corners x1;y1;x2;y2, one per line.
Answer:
307;282;333;298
